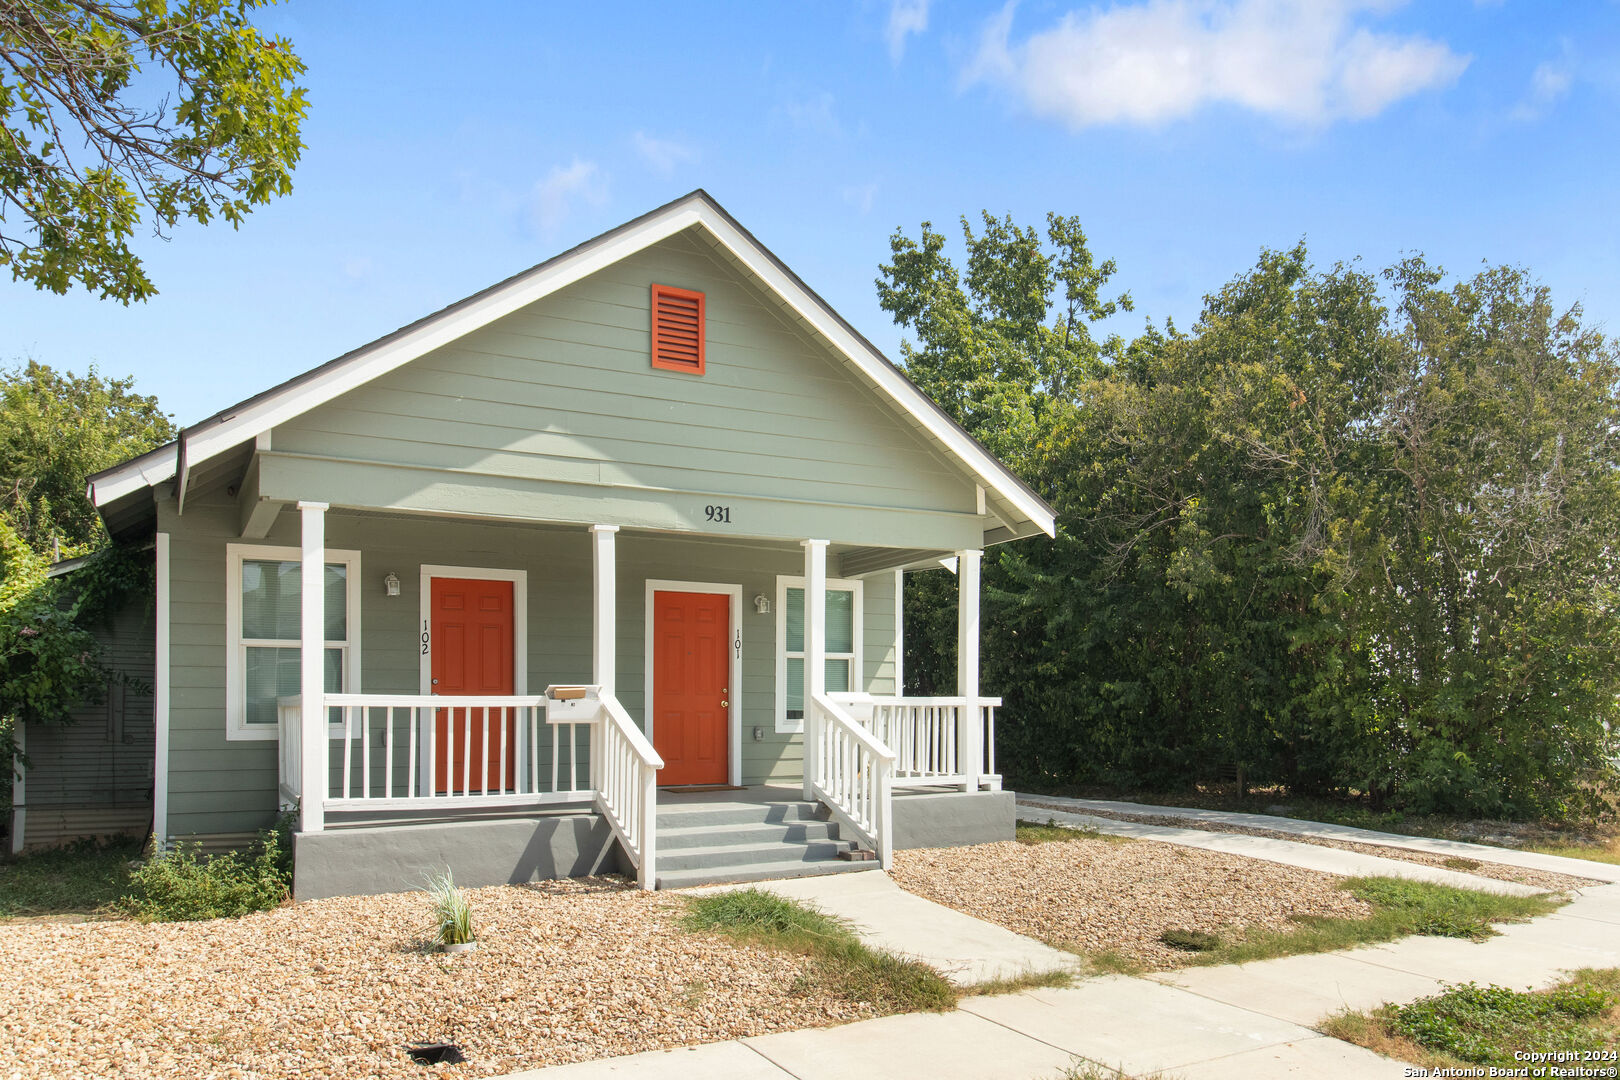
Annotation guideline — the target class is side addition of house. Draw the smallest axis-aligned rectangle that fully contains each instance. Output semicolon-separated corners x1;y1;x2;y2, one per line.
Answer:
73;191;1055;895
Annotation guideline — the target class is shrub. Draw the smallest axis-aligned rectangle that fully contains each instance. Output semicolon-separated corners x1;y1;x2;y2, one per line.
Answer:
122;833;290;922
1159;928;1222;952
425;869;475;946
1393;979;1616;1067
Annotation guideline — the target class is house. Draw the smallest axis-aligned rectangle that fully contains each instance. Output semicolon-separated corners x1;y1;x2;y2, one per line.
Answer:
67;191;1055;896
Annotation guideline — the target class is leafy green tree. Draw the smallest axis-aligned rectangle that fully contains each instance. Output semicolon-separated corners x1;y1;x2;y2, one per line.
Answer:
879;211;1620;820
0;359;175;555
1;0;308;302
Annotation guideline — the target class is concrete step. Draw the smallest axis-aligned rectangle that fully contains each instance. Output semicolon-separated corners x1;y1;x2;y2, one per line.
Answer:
657;819;843;850
656;858;878;890
657;838;857;873
655;800;826;830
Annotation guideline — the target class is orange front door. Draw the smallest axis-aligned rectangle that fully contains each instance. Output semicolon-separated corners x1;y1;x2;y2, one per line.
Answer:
652;590;730;786
431;577;516;794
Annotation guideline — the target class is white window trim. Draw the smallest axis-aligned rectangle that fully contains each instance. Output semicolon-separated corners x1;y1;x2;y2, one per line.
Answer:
774;574;863;734
225;543;362;742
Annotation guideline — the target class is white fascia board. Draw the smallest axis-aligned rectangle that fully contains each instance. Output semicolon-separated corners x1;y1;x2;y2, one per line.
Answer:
693;206;1056;538
179;205;705;469
87;446;178;507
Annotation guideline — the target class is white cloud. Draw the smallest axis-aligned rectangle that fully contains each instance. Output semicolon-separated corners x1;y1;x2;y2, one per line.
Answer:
631;131;696;176
1510;45;1574;121
964;0;1470;129
842;181;880;214
782;91;842;136
531;158;608;234
886;0;931;62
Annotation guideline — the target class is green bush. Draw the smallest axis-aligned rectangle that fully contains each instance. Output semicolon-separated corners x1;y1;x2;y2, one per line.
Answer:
121;833;290;922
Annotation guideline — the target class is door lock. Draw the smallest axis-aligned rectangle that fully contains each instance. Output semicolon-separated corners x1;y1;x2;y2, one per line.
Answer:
720;688;729;709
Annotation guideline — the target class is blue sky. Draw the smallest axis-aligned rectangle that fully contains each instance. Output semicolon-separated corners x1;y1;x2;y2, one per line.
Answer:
5;1;1618;427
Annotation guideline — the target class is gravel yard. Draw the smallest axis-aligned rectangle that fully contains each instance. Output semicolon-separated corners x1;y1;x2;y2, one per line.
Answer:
0;877;877;1080
889;837;1372;970
1018;801;1599;893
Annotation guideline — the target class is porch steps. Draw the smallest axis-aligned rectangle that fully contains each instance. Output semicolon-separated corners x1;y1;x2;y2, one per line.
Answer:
654;794;878;890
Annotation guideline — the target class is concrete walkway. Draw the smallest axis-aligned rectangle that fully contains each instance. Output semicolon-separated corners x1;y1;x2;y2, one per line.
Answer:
1019;793;1620;884
500;879;1620;1080
1018;804;1547;896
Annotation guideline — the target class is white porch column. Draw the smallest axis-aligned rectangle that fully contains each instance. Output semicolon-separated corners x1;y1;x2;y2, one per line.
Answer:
892;567;905;694
298;501;328;833
801;539;829;800
590;525;618;695
956;548;982;792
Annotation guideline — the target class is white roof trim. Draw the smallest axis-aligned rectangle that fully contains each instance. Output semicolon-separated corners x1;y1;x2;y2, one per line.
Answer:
91;193;1054;537
88;445;177;506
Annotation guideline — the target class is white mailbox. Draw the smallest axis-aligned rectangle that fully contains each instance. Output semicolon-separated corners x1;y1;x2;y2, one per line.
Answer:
545;684;600;724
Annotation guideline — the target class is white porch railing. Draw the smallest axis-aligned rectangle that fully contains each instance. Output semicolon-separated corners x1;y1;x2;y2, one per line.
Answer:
809;692;896;867
865;695;1003;791
278;687;664;889
594;694;664;890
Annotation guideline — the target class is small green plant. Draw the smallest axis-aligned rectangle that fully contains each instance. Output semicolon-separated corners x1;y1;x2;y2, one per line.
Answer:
683;889;955;1012
121;834;290;922
1392;979;1615;1067
1159;928;1221;952
425;869;475;946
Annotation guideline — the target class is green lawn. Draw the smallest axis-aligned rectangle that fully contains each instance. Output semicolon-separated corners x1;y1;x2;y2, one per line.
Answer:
0;839;142;918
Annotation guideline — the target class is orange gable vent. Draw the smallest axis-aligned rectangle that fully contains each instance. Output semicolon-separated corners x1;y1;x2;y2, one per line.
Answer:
650;283;706;374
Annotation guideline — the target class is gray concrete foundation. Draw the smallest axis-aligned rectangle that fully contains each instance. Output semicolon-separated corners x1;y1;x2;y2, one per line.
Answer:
892;789;1015;849
293;813;631;900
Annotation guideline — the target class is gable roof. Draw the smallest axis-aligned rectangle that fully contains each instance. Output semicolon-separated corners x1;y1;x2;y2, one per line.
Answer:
89;190;1055;542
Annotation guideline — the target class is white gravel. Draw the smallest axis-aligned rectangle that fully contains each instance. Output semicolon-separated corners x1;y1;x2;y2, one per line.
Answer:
0;877;879;1080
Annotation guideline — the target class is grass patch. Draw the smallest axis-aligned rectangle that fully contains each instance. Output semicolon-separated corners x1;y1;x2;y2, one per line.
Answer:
1055;1062;1175;1080
1530;838;1620;866
1184;876;1563;968
1442;856;1481;871
682;888;957;1012
1326;969;1619;1069
965;968;1075;997
1017;819;1132;845
0;838;141;918
1084;949;1149;976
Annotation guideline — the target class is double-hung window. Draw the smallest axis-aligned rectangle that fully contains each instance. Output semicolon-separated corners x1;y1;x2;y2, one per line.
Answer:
225;544;361;741
775;575;863;733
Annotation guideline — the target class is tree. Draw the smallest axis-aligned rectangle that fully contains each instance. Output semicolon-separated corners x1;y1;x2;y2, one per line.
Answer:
0;359;175;555
878;211;1620;820
1;0;307;302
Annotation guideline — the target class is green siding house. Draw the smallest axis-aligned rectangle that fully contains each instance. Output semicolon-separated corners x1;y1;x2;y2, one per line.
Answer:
79;191;1054;895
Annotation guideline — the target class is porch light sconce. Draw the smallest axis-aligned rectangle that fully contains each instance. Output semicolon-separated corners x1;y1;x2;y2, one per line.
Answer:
753;594;770;615
383;571;401;597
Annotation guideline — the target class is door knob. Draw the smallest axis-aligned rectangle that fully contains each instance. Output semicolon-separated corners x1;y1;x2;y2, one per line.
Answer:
431;678;439;686
720;689;729;708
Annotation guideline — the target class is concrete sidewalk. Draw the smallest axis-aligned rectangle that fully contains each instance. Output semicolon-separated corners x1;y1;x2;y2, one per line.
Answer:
1016;804;1547;896
1018;793;1620;884
505;887;1620;1080
500;881;1620;1080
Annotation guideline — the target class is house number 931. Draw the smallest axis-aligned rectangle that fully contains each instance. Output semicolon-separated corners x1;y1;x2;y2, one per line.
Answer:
704;504;732;524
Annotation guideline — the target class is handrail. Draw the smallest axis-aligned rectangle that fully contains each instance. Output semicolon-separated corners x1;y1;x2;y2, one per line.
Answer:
594;693;664;890
809;692;895;867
